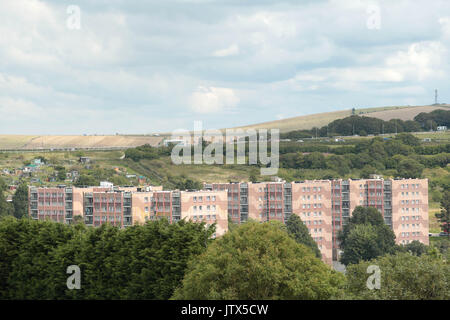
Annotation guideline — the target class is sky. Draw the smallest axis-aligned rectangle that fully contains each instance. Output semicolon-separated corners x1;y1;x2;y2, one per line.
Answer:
0;0;449;134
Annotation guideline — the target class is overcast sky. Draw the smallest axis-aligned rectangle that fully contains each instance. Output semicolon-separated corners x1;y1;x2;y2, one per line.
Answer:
1;0;449;134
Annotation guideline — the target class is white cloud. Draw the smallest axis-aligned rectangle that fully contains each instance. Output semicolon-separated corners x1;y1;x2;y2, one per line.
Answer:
386;41;447;81
0;97;43;120
213;44;240;57
1;0;450;133
189;86;240;114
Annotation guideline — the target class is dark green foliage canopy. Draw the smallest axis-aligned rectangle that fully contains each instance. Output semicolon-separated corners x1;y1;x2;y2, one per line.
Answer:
338;206;397;266
172;221;345;300
436;190;450;235
402;240;428;256
0;217;214;299
346;252;450;299
0;177;12;218
74;174;98;187
397;158;424;179
285;214;321;258
12;183;28;219
414;109;450;129
125;144;174;162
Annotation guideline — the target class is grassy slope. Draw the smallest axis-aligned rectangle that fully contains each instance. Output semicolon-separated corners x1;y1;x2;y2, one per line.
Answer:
1;105;449;149
229;105;450;133
0;135;164;149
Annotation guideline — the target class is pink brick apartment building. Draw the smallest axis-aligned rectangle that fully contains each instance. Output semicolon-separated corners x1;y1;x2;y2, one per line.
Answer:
29;177;429;265
28;185;228;237
204;178;429;265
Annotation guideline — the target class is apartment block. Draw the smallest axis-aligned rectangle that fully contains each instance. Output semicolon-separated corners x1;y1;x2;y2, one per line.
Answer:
29;186;71;224
205;177;429;265
179;190;228;237
391;179;429;245
29;177;428;265
29;185;154;227
28;185;228;236
291;181;333;265
205;181;333;264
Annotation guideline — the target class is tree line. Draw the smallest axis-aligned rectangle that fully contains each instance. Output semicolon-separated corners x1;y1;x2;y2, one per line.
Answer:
279;133;449;179
0;178;28;220
281;109;450;139
0;204;449;300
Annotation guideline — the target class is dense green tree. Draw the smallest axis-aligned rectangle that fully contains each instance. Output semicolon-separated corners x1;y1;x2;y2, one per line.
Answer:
368;140;387;162
403;240;428;256
0;217;76;299
0;218;214;299
174;178;202;190
397;158;424;178
0;177;12;217
326;155;350;176
384;140;413;157
74;175;98;187
360;165;377;179
172;221;345;300
285;214;321;258
414;109;450;128
12;183;28;219
338;207;396;265
436;190;450;236
304;152;326;169
0;177;7;192
280;153;299;169
394;132;420;146
346;252;450;299
57;168;66;181
432;239;450;255
109;175;130;186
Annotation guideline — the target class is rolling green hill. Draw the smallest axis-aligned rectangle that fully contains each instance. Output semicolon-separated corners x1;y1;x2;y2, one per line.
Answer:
228;104;450;133
0;104;449;149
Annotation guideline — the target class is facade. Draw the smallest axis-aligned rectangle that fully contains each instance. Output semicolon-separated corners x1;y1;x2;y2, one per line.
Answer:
205;177;429;265
29;177;429;266
205;181;333;264
28;185;228;237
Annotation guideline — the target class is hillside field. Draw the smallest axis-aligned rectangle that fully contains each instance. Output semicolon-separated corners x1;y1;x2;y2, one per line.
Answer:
0;135;164;150
230;105;450;133
0;104;448;149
